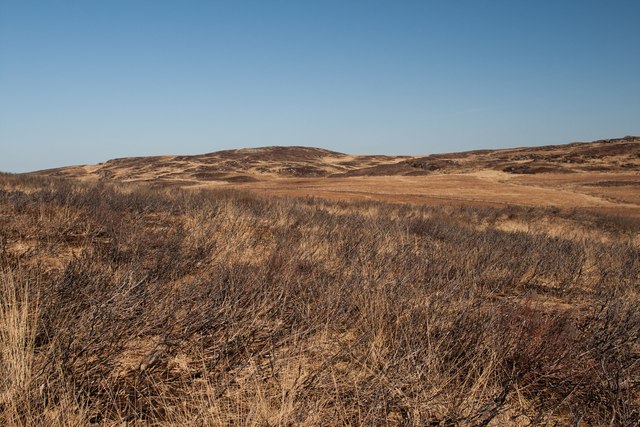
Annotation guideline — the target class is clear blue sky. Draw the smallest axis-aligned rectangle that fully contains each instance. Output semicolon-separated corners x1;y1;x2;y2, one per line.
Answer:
1;0;639;172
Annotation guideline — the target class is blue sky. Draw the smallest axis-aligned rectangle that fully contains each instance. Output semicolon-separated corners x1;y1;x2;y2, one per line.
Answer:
1;1;639;172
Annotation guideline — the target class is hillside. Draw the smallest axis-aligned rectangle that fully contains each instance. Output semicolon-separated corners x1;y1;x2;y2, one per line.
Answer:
38;146;408;183
38;136;640;182
35;136;640;217
333;135;640;176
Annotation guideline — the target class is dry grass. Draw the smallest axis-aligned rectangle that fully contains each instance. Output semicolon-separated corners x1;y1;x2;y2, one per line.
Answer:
0;270;39;425
33;138;640;220
0;172;639;425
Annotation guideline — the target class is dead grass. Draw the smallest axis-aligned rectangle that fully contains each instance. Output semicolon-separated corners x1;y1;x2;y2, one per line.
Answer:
31;138;640;220
0;270;39;425
0;172;639;425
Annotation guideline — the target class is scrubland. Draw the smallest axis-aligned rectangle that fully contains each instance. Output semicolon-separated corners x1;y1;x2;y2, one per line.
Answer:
0;172;639;426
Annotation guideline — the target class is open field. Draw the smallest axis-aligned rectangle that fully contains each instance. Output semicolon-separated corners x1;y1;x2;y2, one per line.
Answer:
230;171;640;217
1;137;639;425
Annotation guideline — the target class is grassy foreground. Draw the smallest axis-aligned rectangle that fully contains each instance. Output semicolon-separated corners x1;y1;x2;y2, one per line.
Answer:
0;173;639;425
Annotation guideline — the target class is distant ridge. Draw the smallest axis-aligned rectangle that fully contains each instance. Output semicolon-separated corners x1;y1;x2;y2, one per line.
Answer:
33;136;639;186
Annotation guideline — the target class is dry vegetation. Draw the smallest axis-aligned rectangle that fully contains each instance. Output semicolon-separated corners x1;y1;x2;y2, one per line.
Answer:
1;170;639;426
38;136;640;184
35;137;640;221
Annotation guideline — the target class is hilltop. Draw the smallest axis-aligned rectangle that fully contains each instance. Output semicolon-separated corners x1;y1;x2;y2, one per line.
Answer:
37;146;405;183
37;136;640;183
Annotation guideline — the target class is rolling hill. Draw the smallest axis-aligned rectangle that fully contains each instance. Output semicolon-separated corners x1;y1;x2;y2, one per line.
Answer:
34;136;640;216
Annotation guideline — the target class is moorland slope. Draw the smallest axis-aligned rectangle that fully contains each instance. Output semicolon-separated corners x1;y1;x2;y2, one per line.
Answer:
37;136;640;216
